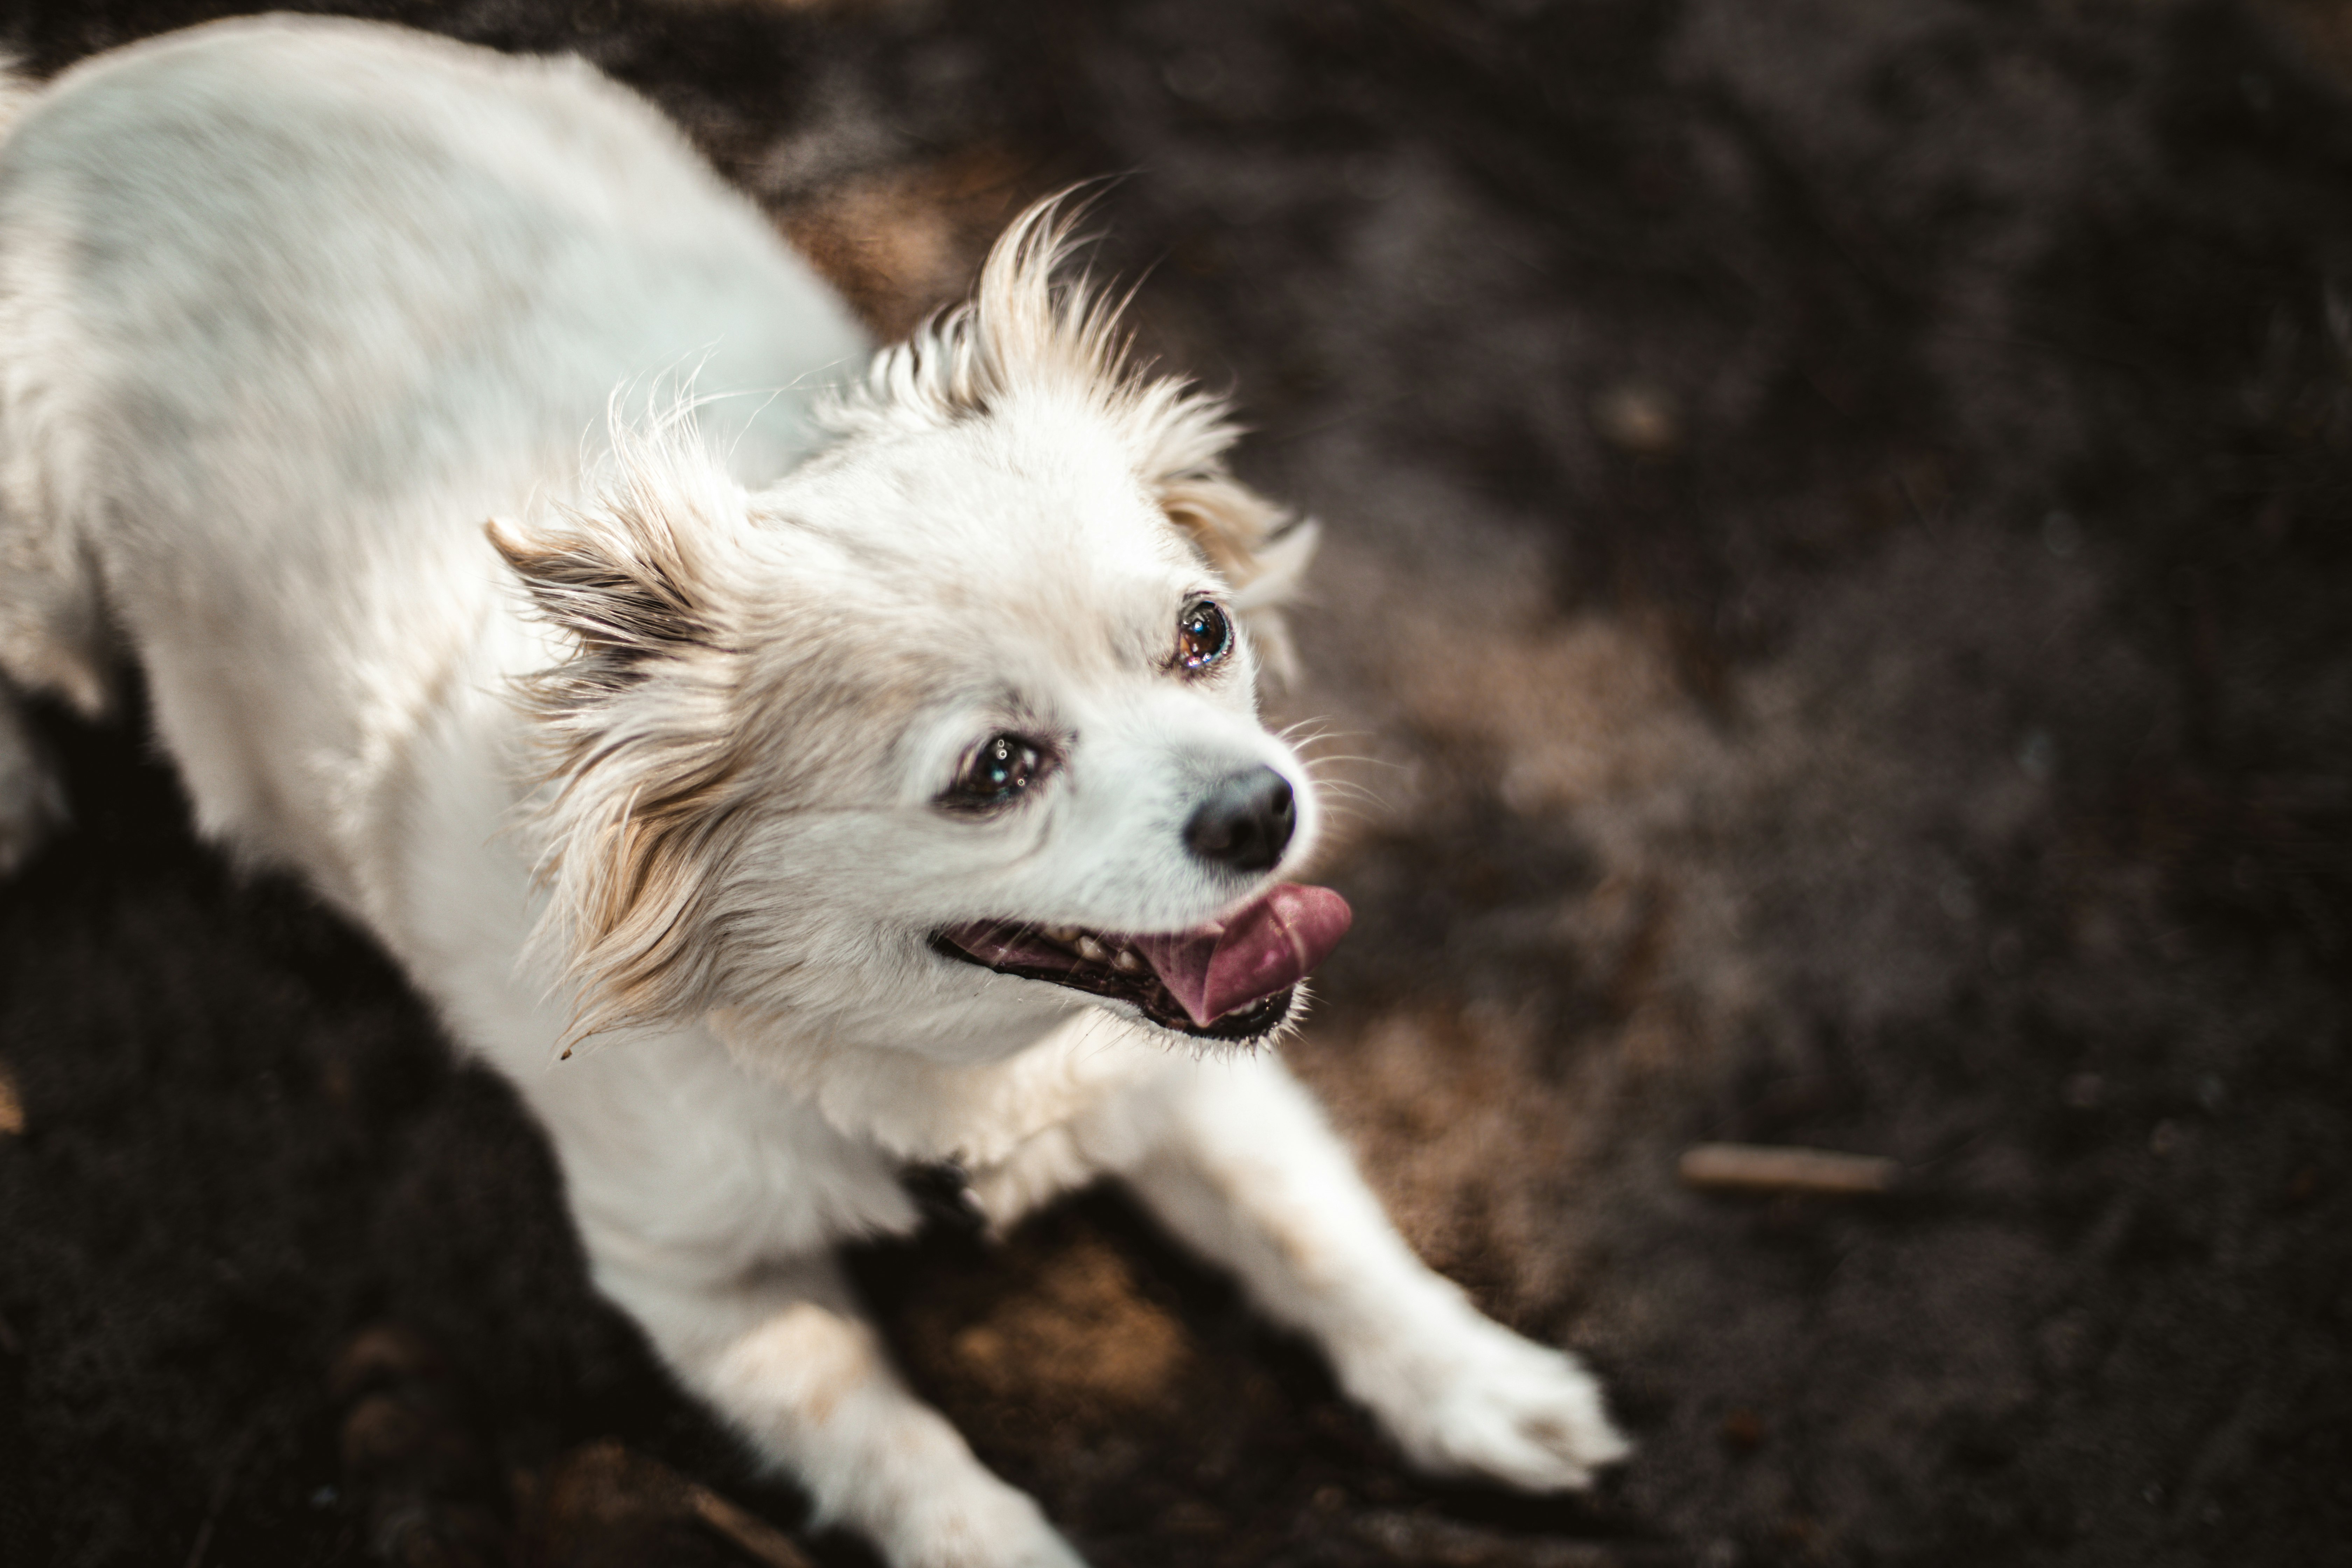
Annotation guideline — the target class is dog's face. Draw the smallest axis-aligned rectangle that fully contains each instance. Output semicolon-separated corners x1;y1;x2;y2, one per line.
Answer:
496;216;1347;1059
724;394;1340;1054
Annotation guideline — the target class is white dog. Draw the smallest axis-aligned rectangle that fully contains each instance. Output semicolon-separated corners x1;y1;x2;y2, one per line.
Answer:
0;16;1626;1565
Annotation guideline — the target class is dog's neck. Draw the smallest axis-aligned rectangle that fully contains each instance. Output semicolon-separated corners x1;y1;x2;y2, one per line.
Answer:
704;1004;1181;1168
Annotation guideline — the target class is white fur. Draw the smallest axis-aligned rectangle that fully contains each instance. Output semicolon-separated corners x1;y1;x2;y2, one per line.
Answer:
0;18;1626;1564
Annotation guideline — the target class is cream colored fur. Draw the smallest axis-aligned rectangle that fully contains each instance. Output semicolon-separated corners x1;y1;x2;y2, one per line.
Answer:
0;18;1626;1565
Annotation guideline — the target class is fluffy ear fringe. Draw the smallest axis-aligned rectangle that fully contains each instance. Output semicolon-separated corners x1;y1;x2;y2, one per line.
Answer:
490;429;757;1051
828;191;1317;642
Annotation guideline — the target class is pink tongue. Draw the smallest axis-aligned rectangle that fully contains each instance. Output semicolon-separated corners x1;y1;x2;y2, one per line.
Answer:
1133;884;1353;1027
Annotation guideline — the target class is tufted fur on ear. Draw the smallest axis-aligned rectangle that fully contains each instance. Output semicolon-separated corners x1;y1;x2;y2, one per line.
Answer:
1141;454;1318;687
488;427;762;1050
827;192;1320;676
1152;466;1318;686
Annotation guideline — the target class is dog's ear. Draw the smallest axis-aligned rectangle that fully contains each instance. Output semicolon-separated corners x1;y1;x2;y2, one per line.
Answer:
486;476;753;1051
485;510;719;680
1157;470;1319;685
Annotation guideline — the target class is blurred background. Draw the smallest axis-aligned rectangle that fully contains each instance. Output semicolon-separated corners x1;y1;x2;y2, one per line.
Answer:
2;1;2350;1564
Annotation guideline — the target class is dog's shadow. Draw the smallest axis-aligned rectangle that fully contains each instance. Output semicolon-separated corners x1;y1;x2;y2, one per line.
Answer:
850;1188;1668;1565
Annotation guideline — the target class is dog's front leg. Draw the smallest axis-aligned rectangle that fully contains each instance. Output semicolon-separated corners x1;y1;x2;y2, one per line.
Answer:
1120;1050;1631;1490
594;1250;1084;1568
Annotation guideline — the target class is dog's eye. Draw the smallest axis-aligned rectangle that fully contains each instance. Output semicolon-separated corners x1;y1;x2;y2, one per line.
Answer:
1177;598;1232;672
947;734;1042;810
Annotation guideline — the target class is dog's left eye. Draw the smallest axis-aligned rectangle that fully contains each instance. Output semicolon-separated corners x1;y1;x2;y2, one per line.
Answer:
1177;598;1232;671
946;734;1042;811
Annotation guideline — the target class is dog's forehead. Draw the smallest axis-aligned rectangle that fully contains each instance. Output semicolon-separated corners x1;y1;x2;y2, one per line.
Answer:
797;402;1209;624
925;405;1189;554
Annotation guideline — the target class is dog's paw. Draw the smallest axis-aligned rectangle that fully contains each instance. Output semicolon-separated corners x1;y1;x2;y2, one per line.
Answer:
1346;1310;1631;1493
0;705;67;878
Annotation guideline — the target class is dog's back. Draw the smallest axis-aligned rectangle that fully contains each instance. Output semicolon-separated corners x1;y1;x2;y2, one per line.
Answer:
0;15;868;899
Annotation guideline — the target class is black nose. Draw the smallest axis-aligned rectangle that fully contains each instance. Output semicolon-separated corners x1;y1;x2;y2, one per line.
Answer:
1184;766;1296;874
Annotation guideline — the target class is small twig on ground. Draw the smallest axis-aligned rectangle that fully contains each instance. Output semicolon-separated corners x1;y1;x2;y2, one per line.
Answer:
689;1483;820;1568
1679;1143;1898;1196
184;1427;258;1568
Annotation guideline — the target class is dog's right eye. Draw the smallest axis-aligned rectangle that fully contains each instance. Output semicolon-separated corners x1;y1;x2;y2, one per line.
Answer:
946;734;1042;811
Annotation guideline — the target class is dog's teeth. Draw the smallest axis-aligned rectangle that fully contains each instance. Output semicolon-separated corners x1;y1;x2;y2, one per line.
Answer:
1111;947;1144;973
1075;934;1111;963
1043;924;1079;944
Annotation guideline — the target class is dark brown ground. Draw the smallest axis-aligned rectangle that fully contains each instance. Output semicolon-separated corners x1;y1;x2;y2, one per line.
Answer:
3;1;2350;1564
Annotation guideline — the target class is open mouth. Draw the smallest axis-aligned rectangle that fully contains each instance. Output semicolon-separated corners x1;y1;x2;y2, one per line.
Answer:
932;883;1353;1041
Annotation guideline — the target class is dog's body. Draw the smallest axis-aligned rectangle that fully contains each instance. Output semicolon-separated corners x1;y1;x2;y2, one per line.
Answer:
0;18;1624;1564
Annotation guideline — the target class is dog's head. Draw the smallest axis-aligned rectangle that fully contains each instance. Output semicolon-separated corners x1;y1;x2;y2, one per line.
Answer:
493;200;1349;1060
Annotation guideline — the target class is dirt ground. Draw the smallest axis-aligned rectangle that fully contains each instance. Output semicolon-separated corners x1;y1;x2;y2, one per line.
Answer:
2;1;2349;1564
